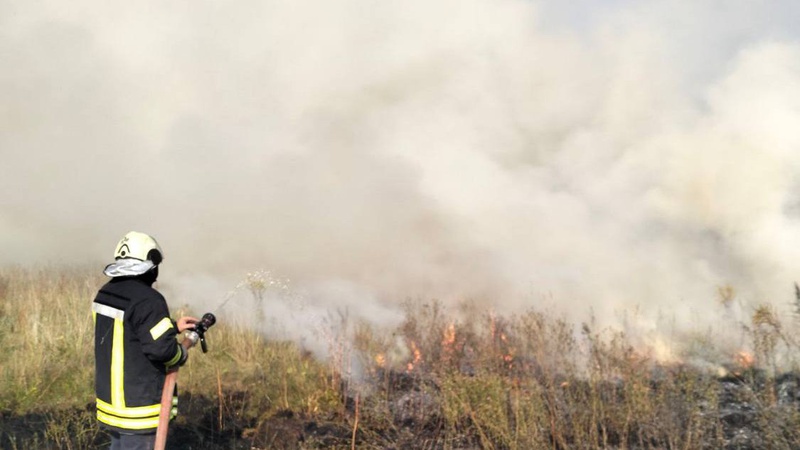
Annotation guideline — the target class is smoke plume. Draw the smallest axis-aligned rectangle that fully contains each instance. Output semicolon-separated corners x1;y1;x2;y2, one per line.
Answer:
3;0;800;354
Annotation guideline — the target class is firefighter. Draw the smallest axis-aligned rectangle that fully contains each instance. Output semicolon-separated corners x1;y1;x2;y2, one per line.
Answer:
92;231;198;450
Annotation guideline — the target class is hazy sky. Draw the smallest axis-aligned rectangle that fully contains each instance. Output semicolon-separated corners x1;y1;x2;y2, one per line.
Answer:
3;0;800;346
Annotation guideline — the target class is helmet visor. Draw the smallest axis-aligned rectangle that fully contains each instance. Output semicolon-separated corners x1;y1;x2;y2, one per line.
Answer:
103;258;156;277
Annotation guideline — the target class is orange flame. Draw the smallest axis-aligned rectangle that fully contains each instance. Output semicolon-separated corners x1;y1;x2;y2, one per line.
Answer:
442;323;456;348
735;351;754;368
407;341;422;373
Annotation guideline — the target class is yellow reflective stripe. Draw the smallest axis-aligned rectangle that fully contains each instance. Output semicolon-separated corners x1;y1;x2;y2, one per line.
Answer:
149;317;174;340
97;399;161;418
97;410;160;430
92;311;96;325
165;346;182;367
111;318;125;407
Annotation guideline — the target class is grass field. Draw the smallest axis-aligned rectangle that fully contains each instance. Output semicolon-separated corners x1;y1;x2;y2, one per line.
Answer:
2;266;800;449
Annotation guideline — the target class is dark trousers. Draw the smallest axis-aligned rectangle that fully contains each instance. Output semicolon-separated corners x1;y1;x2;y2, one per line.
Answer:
108;431;156;450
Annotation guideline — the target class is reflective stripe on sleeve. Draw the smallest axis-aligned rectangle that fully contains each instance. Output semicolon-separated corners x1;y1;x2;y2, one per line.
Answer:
165;346;182;368
149;317;174;340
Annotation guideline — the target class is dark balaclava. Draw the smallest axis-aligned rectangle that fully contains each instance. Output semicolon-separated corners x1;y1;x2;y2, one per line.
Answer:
139;266;159;286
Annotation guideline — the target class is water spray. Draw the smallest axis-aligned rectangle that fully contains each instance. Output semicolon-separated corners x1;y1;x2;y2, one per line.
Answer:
211;285;242;314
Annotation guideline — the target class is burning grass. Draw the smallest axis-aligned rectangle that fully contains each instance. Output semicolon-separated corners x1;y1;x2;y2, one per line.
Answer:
3;266;800;449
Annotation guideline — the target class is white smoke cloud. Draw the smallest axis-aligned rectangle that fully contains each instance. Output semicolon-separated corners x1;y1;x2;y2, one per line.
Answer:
2;0;800;351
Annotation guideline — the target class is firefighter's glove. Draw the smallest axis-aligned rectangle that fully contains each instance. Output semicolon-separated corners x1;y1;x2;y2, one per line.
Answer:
177;316;200;333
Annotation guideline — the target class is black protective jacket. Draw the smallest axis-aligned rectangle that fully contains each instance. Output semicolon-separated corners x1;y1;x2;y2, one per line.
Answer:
93;277;185;433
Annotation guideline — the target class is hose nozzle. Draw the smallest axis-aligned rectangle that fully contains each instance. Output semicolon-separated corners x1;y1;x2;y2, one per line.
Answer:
185;312;216;353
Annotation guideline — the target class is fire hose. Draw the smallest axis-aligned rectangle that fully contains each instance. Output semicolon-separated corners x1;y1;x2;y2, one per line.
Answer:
154;313;216;450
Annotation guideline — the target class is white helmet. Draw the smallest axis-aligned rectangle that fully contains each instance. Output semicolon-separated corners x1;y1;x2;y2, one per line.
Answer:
104;231;164;277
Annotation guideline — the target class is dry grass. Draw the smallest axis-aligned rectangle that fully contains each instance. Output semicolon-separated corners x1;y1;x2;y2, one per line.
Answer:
2;267;800;449
0;266;100;413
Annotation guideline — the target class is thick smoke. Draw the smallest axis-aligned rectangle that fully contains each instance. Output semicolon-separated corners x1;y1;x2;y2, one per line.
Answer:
2;0;800;355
